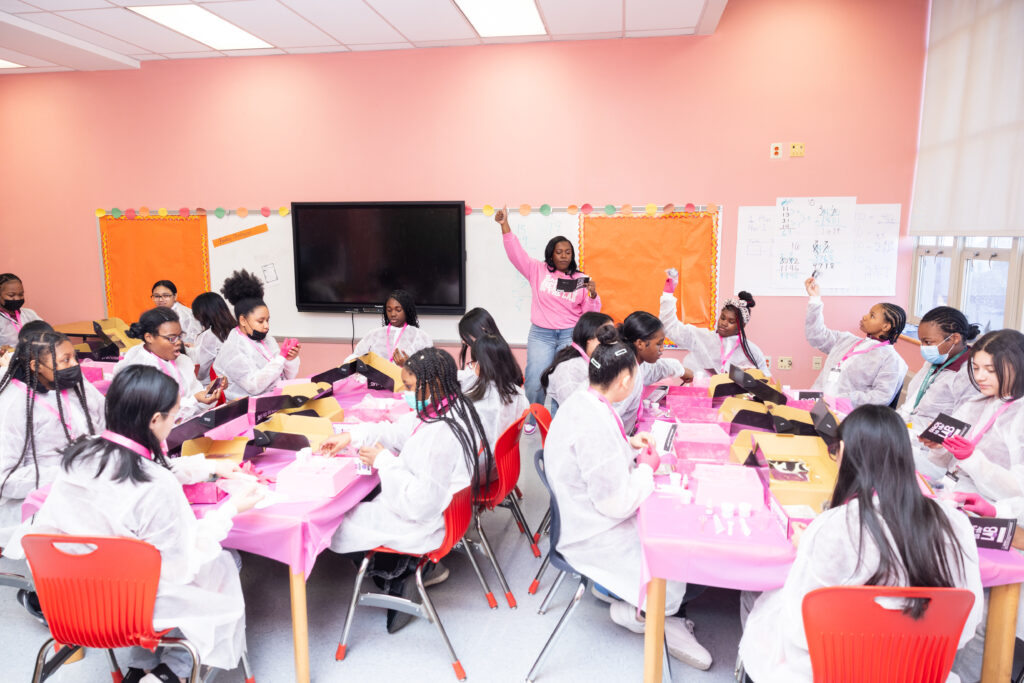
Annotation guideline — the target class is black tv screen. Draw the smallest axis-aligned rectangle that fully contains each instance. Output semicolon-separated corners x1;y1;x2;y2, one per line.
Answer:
292;201;466;314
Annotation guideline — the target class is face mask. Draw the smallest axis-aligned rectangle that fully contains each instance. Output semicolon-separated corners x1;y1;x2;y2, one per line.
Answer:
54;364;83;390
920;334;953;365
403;391;430;412
247;329;268;342
2;298;24;312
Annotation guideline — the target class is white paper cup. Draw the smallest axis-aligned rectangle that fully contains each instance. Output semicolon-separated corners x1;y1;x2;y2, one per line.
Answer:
720;501;736;518
669;472;682;487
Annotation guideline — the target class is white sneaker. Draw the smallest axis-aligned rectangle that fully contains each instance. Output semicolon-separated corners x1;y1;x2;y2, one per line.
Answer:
665;617;712;671
524;423;537;435
608;600;645;634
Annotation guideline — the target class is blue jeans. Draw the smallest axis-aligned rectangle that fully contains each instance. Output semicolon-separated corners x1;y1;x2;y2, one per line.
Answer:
525;324;574;419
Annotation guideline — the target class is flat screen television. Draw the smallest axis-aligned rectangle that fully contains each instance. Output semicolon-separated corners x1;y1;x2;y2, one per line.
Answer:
291;201;466;314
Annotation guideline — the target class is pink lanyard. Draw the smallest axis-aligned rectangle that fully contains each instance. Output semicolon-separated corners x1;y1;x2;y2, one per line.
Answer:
570;342;589;361
11;378;75;438
838;338;888;368
239;328;274;362
720;336;739;369
0;309;22;332
100;430;152;459
148;349;185;397
386;324;407;359
588;388;629;441
969;399;1018;445
410;397;453;435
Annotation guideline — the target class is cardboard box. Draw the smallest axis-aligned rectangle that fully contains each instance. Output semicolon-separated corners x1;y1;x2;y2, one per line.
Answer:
311;351;404;392
92;317;141;351
718;397;774;431
276;456;359;500
673;423;733;463
256;413;335;451
766;489;818;538
747;432;838;512
181;436;250;463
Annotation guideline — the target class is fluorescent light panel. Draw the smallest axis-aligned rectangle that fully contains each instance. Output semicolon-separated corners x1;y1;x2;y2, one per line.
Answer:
128;4;272;51
454;0;546;37
0;59;25;69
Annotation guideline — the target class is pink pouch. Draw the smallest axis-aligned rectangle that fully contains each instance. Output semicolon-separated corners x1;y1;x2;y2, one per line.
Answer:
182;481;227;505
674;423;732;463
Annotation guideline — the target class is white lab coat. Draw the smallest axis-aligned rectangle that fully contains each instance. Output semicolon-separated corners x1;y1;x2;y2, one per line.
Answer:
352;324;432;363
659;293;770;376
547;357;589;409
898;361;978;437
190;328;225;382
115;344;209;423
614;358;685;434
5;446;246;671
544;390;686;612
213;328;300;400
0;308;41;347
459;368;529;482
330;418;473;555
0;380;105;546
345;411;421;454
739;498;982;683
172;302;202;345
805;298;908;408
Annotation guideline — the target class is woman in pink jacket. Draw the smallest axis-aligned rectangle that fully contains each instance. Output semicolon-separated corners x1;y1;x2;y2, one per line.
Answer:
495;207;602;430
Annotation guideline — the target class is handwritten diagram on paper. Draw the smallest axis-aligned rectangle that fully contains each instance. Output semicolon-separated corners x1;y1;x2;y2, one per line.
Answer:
735;198;900;296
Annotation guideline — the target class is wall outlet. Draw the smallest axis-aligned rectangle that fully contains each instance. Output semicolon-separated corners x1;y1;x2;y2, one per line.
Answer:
790;142;805;157
812;356;823;370
770;142;784;159
778;356;793;370
764;356;771;369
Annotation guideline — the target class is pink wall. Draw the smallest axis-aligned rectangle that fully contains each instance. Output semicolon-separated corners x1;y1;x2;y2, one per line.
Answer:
0;0;928;387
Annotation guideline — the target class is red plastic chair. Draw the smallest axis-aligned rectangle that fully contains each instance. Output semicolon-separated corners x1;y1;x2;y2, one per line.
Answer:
801;585;976;683
20;534;250;683
530;404;552;445
336;486;476;681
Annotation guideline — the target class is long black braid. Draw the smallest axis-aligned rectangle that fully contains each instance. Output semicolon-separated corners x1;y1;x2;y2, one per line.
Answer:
0;332;97;498
405;347;492;498
723;291;758;367
878;303;907;345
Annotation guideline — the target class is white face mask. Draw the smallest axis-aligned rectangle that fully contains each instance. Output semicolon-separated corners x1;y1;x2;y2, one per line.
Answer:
920;334;954;365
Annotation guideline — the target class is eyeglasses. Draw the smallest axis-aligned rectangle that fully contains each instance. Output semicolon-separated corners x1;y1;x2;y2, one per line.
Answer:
152;294;174;301
157;333;182;344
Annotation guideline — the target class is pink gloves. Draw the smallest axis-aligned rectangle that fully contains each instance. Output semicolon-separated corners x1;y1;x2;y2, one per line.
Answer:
636;445;661;471
663;277;678;294
952;492;997;517
943;435;975;461
279;338;299;358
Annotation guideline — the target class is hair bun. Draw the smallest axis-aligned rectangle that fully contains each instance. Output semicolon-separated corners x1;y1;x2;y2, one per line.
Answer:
966;323;982;342
126;322;145;339
738;291;756;308
597;325;621;346
220;269;264;305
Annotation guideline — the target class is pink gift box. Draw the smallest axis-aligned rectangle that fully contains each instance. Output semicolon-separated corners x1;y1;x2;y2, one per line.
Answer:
671;405;720;424
691;463;766;508
674;423;732;462
276;456;358;500
767;489;818;539
667;385;709;398
182;481;227;505
80;365;104;383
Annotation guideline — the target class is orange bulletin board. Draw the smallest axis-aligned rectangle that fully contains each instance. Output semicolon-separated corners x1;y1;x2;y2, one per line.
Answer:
99;215;211;322
580;211;719;330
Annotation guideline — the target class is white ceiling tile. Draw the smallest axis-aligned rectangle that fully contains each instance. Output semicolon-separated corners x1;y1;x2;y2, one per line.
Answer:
161;50;222;58
412;37;480;48
223;46;284;55
367;0;476;42
0;11;138;69
346;41;412;51
2;65;73;72
538;0;621;35
549;30;622;41
481;34;551;45
284;44;350;54
0;45;57;66
278;0;405;44
13;10;152;53
623;27;695;37
200;0;338;48
22;0;115;9
108;0;200;5
1;0;43;12
56;7;212;52
625;0;704;31
128;51;165;59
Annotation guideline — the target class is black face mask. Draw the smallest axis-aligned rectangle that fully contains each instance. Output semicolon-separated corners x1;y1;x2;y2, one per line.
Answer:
247;329;268;342
53;364;83;390
2;298;24;312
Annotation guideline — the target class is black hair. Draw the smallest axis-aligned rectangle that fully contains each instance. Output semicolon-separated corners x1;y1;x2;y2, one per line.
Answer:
876;303;907;345
830;404;966;618
0;273;22;290
220;269;267;320
18;320;54;344
968;329;1024;400
463;334;524;406
919;306;981;344
404;347;491;499
458;307;503;369
541;312;614;391
382;289;419;328
722;291;759;367
0;331;97;498
543;236;579;275
126;306;180;341
61;366;178;484
588;326;637;388
191;292;236;343
618;311;664;360
151;280;177;295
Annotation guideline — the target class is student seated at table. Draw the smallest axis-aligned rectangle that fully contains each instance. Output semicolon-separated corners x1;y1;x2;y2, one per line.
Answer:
117;307;224;423
738;404;983;683
327;347;491;633
456;307;507;370
544;328;712;670
0;272;42;349
189;291;237;381
151;279;202;346
0;320;54;368
616;311;688;434
214;269;300;400
0;330;104;549
541;311;615;414
349;289;432;367
6;366;260;683
803;276;907;408
660;273;768;380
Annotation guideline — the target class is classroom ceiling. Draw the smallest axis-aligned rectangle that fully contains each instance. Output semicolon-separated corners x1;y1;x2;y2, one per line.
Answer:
0;0;727;74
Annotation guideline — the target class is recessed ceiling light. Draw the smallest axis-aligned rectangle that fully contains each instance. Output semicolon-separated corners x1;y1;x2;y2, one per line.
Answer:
0;59;25;69
454;0;546;38
128;4;272;51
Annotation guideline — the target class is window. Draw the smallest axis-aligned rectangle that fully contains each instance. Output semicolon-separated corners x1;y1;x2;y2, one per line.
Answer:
910;236;1023;331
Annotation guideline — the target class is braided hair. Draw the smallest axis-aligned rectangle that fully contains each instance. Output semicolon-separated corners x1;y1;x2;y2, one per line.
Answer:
877;303;907;345
383;289;420;328
722;291;759;367
920;306;981;344
0;331;97;498
0;273;22;289
404;347;491;498
220;269;266;320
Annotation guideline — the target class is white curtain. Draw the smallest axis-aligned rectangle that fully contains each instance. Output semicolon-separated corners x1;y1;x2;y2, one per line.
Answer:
909;0;1024;236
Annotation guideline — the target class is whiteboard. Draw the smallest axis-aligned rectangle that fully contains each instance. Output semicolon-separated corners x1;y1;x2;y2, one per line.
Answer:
206;210;580;345
734;199;900;297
